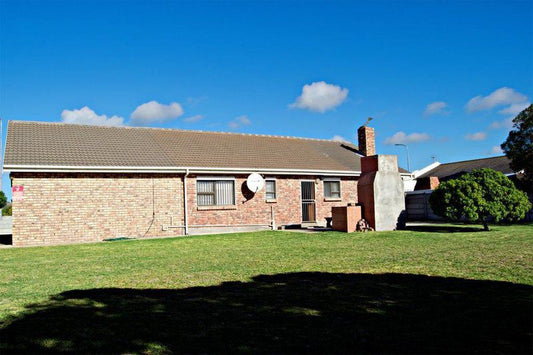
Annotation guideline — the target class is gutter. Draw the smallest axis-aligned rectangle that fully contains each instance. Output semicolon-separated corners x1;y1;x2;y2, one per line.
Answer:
3;165;362;176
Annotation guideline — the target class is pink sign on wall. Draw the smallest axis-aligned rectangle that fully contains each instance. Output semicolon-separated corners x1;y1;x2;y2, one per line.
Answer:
12;185;24;201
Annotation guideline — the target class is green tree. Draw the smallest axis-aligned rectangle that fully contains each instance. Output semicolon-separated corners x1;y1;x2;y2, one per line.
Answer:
0;191;6;209
501;104;533;191
429;168;531;231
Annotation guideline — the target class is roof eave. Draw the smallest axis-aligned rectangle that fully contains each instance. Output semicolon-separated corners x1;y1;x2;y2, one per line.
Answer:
3;164;362;177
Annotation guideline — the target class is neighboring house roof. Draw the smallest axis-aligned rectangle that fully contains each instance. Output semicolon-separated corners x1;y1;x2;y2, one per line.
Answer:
418;156;514;180
4;121;371;175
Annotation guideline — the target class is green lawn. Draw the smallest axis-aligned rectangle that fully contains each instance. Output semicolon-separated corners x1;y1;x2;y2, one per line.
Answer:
0;224;532;353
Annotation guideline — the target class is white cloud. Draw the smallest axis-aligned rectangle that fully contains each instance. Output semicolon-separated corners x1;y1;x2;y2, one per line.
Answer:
384;131;430;145
466;87;529;113
498;102;530;116
61;106;124;126
423;101;448;116
489;117;514;130
130;101;183;125
183;114;203;123
488;146;503;155
229;115;252;129
331;135;350;143
465;132;487;141
488;102;530;130
289;81;348;113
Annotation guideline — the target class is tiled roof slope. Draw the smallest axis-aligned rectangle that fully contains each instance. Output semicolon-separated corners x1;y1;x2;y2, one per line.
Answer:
4;121;365;172
419;156;514;180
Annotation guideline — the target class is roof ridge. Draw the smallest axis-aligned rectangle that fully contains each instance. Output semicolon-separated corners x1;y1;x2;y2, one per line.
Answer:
8;120;355;144
440;155;508;165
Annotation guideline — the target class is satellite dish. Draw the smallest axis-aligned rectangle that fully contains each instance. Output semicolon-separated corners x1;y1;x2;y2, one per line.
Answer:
246;173;265;193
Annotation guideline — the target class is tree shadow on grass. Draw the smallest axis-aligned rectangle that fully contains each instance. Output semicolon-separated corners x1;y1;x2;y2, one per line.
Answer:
404;225;484;233
1;273;531;353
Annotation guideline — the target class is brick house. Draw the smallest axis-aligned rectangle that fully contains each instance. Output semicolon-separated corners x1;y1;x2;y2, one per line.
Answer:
4;121;406;246
405;156;533;221
414;155;516;190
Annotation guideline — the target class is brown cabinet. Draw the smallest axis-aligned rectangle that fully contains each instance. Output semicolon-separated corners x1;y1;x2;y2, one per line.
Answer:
331;205;362;232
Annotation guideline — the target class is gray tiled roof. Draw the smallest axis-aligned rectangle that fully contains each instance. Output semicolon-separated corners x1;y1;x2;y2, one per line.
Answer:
419;156;514;180
4;121;365;172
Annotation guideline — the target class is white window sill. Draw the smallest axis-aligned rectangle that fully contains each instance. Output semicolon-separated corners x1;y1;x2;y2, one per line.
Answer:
324;198;342;202
266;199;277;203
197;205;237;211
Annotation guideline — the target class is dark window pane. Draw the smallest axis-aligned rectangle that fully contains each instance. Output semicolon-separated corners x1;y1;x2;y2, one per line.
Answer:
324;181;341;198
197;180;235;206
266;180;276;199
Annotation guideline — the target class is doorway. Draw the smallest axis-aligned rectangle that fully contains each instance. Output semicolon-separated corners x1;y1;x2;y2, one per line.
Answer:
301;181;316;222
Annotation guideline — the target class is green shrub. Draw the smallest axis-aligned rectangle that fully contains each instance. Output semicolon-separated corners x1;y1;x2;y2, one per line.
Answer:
0;192;6;209
429;168;531;230
2;205;12;217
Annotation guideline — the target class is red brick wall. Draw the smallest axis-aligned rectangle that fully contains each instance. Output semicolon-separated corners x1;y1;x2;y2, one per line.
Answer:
316;178;358;222
187;175;358;228
429;176;440;190
11;173;358;246
11;173;184;246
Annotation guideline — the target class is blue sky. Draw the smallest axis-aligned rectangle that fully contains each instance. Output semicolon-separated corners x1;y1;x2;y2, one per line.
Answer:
1;0;532;198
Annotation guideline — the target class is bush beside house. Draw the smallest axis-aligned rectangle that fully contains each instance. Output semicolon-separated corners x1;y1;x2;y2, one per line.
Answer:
429;168;531;230
2;204;12;216
0;192;6;210
0;192;10;216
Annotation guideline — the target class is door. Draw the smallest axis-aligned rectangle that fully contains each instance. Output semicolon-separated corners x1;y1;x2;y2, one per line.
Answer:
301;181;316;222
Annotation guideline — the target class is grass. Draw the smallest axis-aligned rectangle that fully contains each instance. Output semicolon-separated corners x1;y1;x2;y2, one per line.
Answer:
0;223;532;353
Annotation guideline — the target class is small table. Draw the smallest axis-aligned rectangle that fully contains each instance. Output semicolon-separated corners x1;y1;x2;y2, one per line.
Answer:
325;217;333;228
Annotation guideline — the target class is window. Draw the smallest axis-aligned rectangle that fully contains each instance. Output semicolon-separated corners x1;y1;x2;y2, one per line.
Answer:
324;180;341;199
197;179;235;206
266;179;276;200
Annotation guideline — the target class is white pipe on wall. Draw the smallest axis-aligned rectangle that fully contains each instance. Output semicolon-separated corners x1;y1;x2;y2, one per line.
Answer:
271;205;276;230
184;168;189;235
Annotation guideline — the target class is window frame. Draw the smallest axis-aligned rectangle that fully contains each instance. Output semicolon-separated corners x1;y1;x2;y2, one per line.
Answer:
323;178;341;200
265;178;277;201
196;177;236;207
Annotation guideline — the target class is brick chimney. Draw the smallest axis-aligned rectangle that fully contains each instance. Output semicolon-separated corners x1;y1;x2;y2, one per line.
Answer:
358;126;375;156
